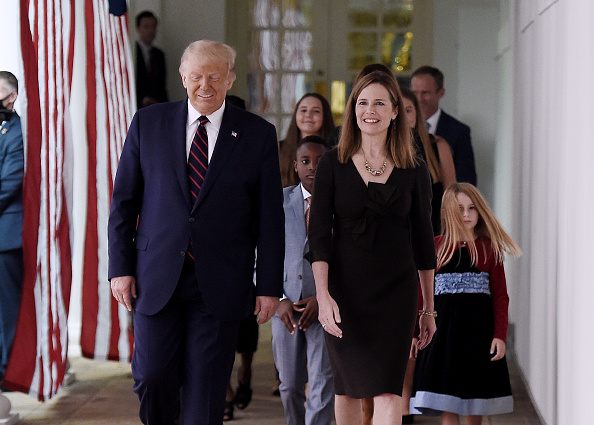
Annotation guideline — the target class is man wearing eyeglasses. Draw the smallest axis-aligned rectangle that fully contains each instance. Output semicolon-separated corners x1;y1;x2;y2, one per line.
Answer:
0;71;23;386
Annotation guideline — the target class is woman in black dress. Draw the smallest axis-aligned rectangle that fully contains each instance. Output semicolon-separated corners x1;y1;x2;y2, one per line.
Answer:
307;71;437;425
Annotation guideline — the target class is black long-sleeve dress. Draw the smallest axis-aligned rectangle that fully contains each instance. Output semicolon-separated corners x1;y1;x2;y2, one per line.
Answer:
307;149;436;398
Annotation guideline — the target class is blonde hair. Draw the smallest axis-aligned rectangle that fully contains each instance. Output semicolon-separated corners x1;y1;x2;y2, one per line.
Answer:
179;40;236;80
400;87;442;182
337;71;416;168
438;183;522;268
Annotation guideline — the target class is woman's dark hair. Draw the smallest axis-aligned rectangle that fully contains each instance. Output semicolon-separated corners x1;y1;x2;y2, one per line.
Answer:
279;93;335;187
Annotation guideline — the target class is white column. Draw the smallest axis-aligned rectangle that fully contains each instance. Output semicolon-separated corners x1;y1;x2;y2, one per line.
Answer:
512;1;594;424
0;391;18;424
556;2;594;424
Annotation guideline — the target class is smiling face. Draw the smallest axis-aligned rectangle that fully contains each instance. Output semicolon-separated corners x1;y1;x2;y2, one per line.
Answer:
294;142;327;194
181;56;235;115
456;192;479;233
296;96;324;138
355;83;398;137
402;96;417;129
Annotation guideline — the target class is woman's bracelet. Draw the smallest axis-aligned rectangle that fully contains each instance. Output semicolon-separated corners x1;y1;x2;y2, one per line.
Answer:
418;309;437;318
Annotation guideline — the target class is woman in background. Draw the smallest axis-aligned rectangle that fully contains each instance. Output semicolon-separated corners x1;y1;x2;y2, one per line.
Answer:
401;87;456;235
279;93;335;187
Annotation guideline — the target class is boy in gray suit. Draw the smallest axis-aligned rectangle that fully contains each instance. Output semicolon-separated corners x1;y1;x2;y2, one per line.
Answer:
272;136;334;425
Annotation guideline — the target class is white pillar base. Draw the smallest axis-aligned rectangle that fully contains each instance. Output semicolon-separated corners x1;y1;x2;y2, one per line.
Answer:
0;392;19;424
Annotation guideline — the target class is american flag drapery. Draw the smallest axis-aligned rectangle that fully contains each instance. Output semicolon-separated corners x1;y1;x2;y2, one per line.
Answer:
3;0;75;401
3;0;134;400
79;0;135;363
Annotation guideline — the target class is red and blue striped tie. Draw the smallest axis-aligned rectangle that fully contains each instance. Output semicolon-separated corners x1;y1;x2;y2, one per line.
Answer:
187;116;208;259
188;115;209;203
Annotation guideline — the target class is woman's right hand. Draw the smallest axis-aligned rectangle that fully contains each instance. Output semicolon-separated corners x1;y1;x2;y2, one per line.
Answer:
317;292;342;338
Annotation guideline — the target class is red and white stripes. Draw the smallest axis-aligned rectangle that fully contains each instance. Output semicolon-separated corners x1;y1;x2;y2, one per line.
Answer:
4;0;134;401
3;0;75;401
80;0;134;363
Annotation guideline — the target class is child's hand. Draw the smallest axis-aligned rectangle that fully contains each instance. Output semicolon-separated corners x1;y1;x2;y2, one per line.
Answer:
294;296;318;331
490;338;506;361
410;337;419;359
278;299;296;334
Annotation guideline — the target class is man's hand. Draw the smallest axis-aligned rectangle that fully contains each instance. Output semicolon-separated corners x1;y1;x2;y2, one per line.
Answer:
254;296;280;324
111;275;137;311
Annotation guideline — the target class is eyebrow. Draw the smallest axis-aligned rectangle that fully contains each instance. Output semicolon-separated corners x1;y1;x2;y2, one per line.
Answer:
358;98;389;102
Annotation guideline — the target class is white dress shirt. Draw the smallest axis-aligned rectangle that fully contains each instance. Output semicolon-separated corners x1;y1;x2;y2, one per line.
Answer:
137;40;152;70
425;108;442;135
300;183;312;220
185;99;225;162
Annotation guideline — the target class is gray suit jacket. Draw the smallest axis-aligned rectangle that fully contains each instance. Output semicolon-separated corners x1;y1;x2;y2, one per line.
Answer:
282;184;315;302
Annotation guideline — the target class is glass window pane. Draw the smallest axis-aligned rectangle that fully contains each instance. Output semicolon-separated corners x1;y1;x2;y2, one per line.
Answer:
382;31;413;72
248;72;280;114
349;10;377;27
348;32;377;70
251;0;281;27
252;30;280;71
383;4;413;27
280;116;292;140
282;0;313;28
281;73;308;114
282;30;313;71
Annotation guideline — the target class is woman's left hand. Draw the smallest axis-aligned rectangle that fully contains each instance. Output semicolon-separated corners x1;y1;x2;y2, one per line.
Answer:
417;315;436;350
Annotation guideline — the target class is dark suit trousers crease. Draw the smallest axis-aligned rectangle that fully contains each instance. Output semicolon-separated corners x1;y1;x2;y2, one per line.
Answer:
132;257;241;425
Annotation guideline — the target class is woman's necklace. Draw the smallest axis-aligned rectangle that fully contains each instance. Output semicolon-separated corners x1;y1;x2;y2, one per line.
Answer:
363;152;388;176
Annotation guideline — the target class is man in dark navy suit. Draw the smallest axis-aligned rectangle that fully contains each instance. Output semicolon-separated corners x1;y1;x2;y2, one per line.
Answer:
412;65;477;185
109;40;284;425
135;11;168;108
0;71;24;385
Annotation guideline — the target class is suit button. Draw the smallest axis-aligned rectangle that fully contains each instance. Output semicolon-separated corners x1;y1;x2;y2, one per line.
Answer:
180;251;186;257
189;217;195;223
297;275;302;279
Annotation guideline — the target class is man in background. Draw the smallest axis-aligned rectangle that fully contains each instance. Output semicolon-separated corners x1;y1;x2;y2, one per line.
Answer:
411;65;477;185
135;10;168;108
0;71;24;385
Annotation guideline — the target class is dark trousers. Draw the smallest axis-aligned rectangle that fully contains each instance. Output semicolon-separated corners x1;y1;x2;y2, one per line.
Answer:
0;248;23;380
132;258;240;425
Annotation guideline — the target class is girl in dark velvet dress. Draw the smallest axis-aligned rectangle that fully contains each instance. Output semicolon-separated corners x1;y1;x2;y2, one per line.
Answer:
410;183;521;425
308;71;437;425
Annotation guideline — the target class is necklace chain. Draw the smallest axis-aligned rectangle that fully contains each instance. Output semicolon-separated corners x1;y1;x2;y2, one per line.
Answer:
363;153;388;176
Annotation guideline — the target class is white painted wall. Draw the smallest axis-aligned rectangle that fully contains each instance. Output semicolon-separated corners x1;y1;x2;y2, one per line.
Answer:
511;1;594;424
433;0;500;201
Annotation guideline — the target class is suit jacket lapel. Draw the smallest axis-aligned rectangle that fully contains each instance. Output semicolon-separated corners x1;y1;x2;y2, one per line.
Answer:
288;185;307;249
170;101;192;208
192;104;241;211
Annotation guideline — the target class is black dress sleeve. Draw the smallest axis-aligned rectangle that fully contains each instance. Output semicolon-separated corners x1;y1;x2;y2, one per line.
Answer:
409;160;437;270
306;149;336;263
